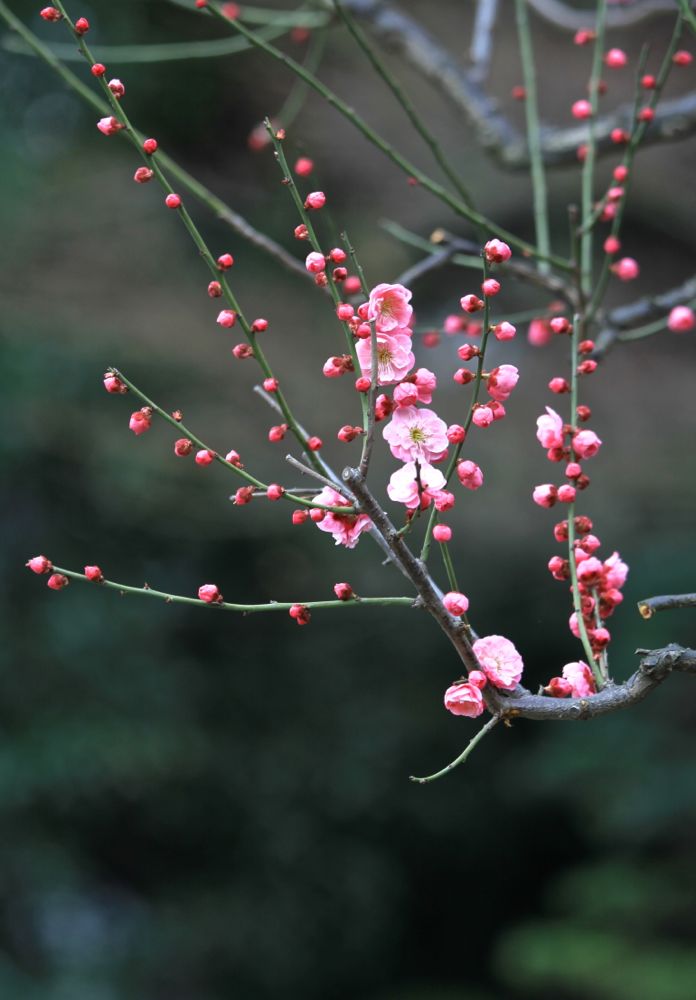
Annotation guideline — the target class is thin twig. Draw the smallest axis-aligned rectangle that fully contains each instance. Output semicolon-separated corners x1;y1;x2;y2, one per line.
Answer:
410;715;500;784
285;454;341;492
332;0;480;220
46;565;415;615
515;0;551;274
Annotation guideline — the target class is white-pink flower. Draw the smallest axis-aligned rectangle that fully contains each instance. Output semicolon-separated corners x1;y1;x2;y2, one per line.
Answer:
572;428;602;459
387;461;446;509
311;486;371;549
472;635;524;691
562;661;596;697
602;551;628;589
444;682;484;718
356;331;415;385
382;406;448;463
367;282;413;332
536;406;564;449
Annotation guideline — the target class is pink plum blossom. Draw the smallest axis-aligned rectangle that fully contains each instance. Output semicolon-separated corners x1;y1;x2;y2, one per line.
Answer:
603;551;628;589
367;283;413;332
487;364;519;402
356;331;415;384
536;407;564;449
533;484;557;507
310;487;372;548
668;306;695;332
382;406;449;463
528;318;553;346
387;462;446;509
443;592;470;616
457;460;483;490
472;635;524;690
484;239;512;263
472;405;494;428
444;682;484;718
562;661;596;697
572;428;602;459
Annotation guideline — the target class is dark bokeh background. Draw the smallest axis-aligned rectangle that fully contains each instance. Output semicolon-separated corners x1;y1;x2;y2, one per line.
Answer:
2;2;696;998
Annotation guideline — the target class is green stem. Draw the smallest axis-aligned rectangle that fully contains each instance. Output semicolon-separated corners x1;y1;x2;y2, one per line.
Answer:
340;232;378;478
514;0;551;274
111;369;354;514
264;124;369;439
567;313;604;685
2;27;287;63
586;16;683;320
276;25;328;129
580;0;607;298
676;0;696;37
439;542;459;593
420;256;493;562
50;566;414;614
204;2;572;270
410;715;500;784
332;0;480;227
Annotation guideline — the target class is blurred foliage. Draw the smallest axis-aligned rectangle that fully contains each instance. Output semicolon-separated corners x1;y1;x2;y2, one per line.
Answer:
2;1;696;998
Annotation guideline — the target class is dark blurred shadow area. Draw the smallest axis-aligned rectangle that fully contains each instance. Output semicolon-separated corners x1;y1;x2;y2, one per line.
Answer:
2;2;696;998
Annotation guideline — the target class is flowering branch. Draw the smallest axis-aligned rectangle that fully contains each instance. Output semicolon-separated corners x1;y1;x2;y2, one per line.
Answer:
109;369;355;515
497;645;696;721
202;0;572;269
331;0;480;221
0;2;313;284
334;0;696;169
40;565;415;616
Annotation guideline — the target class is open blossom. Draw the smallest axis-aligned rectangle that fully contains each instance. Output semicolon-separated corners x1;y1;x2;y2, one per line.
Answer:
310;487;371;548
367;283;413;332
387;461;446;509
444;682;484;718
536;406;564;449
382;406;448;463
487;364;519;402
472;635;524;691
572;428;601;459
356;330;415;384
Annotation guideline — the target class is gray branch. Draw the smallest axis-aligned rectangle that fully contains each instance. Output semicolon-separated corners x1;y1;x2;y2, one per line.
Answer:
638;593;696;618
496;645;696;721
341;0;696;169
594;273;696;357
527;0;677;30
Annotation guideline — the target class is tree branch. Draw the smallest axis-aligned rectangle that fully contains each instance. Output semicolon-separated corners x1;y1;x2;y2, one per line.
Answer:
593;274;696;358
497;645;696;721
638;594;696;618
527;0;677;31
341;0;696;169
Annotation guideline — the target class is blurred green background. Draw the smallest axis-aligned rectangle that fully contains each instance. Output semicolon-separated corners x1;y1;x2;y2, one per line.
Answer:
2;2;696;998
